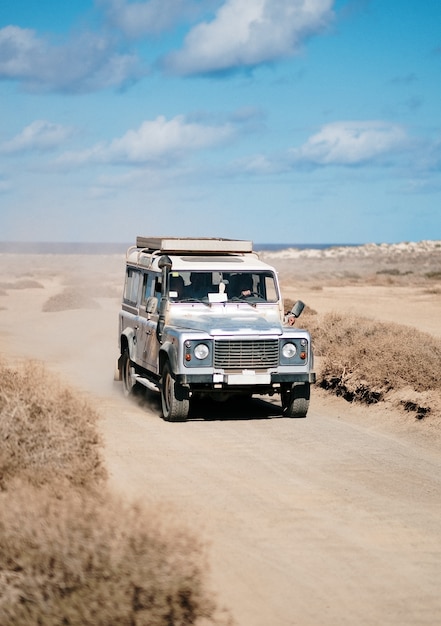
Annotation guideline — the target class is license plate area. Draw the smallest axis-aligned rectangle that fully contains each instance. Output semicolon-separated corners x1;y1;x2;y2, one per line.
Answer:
226;371;271;385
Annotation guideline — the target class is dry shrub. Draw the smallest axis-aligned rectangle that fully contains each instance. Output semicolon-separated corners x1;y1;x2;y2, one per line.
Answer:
423;287;441;295
312;312;441;414
0;360;106;491
62;272;122;299
0;487;224;626
425;271;441;280
0;360;227;625
42;288;100;312
279;301;440;417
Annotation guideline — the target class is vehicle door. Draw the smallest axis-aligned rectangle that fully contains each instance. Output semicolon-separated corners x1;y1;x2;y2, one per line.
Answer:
121;267;142;363
138;271;161;374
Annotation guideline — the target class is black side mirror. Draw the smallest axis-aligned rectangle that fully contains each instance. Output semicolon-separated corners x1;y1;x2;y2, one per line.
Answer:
290;300;305;319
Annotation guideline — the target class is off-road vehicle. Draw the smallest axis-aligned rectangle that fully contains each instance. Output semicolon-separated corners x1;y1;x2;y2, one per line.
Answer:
116;237;315;421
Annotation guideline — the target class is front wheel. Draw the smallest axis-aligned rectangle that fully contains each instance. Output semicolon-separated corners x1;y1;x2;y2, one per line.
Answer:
282;382;310;418
121;348;136;397
161;363;190;422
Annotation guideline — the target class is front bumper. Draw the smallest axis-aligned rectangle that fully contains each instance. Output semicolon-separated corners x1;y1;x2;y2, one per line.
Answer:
175;371;316;386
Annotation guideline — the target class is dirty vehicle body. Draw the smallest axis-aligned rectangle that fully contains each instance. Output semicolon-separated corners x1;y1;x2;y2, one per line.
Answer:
117;237;315;421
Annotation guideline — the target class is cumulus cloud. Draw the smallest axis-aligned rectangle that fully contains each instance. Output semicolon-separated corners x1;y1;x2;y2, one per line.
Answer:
1;120;74;154
234;120;412;175
163;0;334;75
98;0;220;37
291;121;410;166
58;115;236;166
0;25;143;92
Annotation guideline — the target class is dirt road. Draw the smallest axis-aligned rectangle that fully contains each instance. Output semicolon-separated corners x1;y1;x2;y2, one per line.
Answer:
1;254;441;625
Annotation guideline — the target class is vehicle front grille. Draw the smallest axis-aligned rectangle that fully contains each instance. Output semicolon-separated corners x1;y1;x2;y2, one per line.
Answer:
214;339;278;369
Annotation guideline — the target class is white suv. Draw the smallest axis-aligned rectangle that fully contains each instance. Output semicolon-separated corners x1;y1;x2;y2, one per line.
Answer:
117;237;315;421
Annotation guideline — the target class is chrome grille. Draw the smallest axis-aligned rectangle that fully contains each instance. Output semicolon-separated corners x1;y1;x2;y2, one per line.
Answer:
214;339;278;369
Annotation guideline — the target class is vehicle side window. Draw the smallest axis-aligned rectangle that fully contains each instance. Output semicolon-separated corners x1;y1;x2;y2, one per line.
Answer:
123;268;141;305
141;272;156;304
263;274;278;302
154;277;162;298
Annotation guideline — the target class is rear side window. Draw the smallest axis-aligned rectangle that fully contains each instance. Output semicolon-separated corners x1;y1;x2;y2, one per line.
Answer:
124;268;141;305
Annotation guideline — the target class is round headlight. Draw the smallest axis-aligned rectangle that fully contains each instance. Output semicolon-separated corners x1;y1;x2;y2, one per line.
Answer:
194;343;209;360
282;342;297;359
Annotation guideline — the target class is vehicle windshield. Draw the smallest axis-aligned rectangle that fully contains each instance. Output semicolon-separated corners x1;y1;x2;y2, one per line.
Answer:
168;271;278;303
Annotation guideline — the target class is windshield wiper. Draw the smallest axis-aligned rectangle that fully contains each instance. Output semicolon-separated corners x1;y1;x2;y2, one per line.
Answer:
179;298;210;307
228;297;256;307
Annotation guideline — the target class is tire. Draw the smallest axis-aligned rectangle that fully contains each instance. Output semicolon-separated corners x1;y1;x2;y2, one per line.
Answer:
161;362;190;422
282;382;310;418
121;348;136;397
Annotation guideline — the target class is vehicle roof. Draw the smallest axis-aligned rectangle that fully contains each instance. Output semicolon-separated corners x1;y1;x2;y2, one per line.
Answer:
126;249;276;273
136;236;253;254
126;237;277;273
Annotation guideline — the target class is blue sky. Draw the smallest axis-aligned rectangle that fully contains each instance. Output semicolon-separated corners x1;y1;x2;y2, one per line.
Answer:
0;0;440;244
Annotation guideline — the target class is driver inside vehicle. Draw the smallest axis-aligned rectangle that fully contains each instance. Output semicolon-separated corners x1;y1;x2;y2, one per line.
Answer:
232;273;253;298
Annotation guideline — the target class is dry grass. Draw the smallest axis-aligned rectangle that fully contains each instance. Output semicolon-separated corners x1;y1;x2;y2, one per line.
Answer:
0;359;227;625
286;301;441;420
0;360;106;491
425;271;441;280
0;488;222;626
42;288;100;312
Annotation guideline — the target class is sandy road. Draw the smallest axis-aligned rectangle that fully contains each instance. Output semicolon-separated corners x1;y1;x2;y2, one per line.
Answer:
1;258;441;625
99;390;441;626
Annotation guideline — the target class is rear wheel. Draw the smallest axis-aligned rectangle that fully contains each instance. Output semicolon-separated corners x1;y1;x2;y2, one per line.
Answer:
161;362;190;422
282;382;310;418
121;348;136;397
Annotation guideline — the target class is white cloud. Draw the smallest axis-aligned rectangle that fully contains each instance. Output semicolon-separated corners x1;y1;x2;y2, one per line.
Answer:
233;120;413;176
0;25;143;92
1;120;74;154
58;115;236;166
291;121;410;166
232;153;288;175
163;0;334;75
98;0;220;37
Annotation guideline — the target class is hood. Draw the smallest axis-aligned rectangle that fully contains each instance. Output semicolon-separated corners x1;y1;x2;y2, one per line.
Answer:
168;306;283;336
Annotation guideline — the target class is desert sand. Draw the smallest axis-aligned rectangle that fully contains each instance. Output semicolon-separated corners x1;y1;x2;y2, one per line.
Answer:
1;241;441;625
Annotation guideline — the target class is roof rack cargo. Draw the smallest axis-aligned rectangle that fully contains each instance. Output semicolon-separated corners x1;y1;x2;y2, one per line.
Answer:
136;237;253;254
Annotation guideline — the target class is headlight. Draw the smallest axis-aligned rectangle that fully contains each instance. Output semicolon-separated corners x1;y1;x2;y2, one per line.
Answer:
282;342;297;359
194;343;210;360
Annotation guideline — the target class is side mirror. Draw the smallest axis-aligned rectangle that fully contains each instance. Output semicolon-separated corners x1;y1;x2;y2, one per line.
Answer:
290;300;305;319
146;296;158;315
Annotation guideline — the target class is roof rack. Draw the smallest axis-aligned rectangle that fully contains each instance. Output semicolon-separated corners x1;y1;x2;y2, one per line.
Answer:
136;237;253;254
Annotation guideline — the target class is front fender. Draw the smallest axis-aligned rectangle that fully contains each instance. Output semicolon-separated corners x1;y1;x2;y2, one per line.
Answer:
159;341;178;376
120;327;137;360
